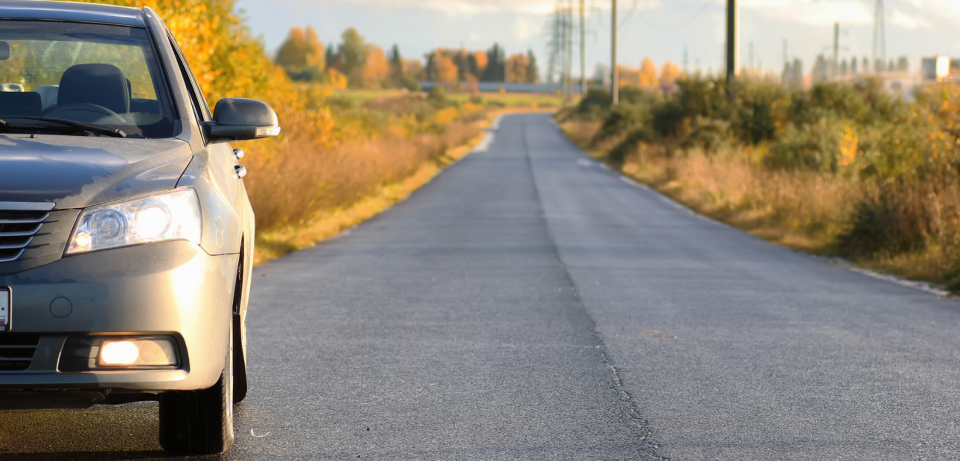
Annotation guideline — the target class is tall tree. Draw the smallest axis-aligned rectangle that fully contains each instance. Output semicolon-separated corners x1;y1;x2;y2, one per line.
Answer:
361;45;389;89
659;60;681;85
275;26;325;81
525;49;539;83
303;26;325;70
434;51;458;86
337;27;368;81
481;43;505;82
388;44;403;87
506;53;530;83
275;27;307;69
639;57;659;87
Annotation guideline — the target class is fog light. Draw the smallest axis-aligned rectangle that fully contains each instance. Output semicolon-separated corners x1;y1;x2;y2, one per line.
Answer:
99;341;139;365
97;338;178;367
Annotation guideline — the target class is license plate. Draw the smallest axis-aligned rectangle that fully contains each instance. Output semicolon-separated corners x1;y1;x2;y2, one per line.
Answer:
0;288;9;332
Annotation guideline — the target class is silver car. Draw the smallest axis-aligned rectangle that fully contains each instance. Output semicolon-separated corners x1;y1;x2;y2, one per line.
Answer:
0;1;278;454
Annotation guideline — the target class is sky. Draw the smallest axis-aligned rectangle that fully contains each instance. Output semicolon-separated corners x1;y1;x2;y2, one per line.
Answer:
234;0;960;80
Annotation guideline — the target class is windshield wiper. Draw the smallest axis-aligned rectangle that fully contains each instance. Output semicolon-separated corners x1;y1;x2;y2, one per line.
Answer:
0;117;127;138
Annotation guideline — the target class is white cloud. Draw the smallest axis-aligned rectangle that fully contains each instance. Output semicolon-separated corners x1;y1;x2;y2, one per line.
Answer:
516;17;531;40
741;0;872;27
889;7;932;30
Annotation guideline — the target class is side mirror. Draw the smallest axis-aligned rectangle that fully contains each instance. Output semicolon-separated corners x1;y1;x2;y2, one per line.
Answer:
205;98;281;142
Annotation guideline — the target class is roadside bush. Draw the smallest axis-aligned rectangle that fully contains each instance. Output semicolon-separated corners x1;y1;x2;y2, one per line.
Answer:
766;118;846;172
592;103;653;146
575;88;612;119
679;117;732;152
570;75;960;288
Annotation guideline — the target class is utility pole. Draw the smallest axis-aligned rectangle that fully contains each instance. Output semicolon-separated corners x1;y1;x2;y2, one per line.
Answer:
872;0;885;73
580;0;586;96
725;0;738;99
833;22;839;79
611;0;618;105
749;40;753;74
683;44;688;74
561;4;568;98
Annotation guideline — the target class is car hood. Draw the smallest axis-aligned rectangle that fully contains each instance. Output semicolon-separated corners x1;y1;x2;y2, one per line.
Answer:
0;134;193;209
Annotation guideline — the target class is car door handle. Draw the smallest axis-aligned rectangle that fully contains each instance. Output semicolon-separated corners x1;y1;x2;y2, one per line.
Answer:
234;165;247;178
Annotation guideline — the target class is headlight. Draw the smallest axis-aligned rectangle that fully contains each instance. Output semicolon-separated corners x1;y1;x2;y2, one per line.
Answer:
67;189;201;254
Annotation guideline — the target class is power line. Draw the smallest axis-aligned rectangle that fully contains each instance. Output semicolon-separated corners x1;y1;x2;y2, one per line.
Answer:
636;0;713;32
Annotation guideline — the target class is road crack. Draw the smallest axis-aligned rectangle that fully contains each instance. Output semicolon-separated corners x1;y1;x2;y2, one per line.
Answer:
520;115;667;461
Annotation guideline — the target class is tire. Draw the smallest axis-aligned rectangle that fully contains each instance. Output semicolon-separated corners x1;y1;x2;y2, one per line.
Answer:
232;245;249;403
158;325;235;455
233;310;248;403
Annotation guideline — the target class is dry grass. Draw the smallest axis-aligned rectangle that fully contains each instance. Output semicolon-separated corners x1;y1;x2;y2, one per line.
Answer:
244;120;479;231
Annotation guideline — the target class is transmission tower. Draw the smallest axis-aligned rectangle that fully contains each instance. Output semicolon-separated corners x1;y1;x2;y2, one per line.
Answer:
545;6;565;85
872;0;885;73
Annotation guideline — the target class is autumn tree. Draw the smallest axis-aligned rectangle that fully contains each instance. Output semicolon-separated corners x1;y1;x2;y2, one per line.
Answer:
430;51;458;87
403;59;424;81
329;27;369;85
361;45;389;89
275;26;324;81
639;58;658;87
506;53;529;83
660;60;681;85
473;51;488;76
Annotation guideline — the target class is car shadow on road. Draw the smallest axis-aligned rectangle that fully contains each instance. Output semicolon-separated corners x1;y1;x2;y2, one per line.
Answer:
0;451;170;460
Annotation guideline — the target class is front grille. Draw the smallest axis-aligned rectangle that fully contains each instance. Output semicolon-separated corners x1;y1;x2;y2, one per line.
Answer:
0;206;80;276
0;210;48;263
0;334;39;371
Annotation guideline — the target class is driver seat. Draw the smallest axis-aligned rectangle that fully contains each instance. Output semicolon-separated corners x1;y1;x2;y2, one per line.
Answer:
56;64;130;114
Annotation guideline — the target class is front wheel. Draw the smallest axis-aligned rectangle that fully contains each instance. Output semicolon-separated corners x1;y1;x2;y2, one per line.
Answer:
158;326;235;455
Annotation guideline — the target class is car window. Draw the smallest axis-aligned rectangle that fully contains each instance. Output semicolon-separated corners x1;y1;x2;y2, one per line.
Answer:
0;21;176;138
168;34;212;122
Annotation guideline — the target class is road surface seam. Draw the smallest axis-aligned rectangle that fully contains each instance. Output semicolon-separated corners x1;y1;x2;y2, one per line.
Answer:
521;116;667;460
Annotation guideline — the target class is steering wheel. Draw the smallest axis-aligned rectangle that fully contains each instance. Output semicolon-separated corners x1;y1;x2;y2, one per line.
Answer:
43;103;126;124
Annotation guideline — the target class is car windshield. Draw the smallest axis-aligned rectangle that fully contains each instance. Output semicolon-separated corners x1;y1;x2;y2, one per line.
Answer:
0;20;175;138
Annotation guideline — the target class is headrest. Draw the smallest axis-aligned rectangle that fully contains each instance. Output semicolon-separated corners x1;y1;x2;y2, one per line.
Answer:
0;92;41;117
58;64;130;114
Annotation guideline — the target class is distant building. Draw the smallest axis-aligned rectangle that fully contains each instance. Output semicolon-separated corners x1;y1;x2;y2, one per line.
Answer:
781;58;803;89
922;56;951;81
812;54;829;83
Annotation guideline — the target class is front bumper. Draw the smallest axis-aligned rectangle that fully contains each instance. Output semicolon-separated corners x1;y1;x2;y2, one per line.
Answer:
0;240;237;393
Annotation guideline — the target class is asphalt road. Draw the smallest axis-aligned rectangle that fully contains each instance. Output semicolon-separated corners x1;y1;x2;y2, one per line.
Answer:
3;113;960;460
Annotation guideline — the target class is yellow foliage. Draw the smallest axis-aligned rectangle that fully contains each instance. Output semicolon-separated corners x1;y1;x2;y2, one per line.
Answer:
361;46;390;89
473;51;488;74
505;53;530;83
435;107;460;125
660;61;681;85
640;58;659;87
324;68;349;90
434;52;458;85
837;126;860;167
460;102;482;114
